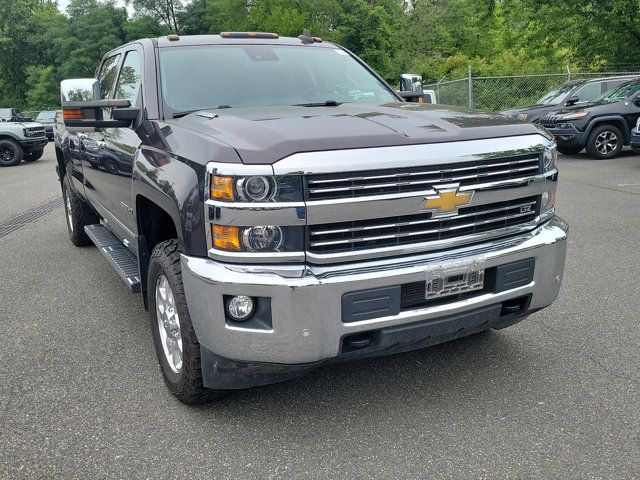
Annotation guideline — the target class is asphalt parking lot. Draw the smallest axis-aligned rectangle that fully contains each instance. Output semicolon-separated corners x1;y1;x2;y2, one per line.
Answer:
1;143;639;479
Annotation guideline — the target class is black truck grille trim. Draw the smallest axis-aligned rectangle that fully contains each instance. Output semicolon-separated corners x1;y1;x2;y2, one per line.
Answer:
308;196;540;254
536;115;559;129
306;155;542;201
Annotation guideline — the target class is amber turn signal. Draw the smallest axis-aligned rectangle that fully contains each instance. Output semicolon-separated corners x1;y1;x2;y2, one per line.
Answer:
210;176;234;201
63;109;85;120
212;225;241;251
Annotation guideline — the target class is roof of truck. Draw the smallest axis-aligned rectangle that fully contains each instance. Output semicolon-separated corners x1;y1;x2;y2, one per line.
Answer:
154;33;336;48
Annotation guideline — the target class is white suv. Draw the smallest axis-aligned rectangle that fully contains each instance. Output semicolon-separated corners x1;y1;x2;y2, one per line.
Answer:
0;109;48;166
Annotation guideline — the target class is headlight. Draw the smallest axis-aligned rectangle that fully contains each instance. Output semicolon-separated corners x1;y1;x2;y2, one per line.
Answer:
516;113;528;122
210;175;302;202
543;147;558;173
557;111;588;121
541;147;558;214
237;176;274;201
212;225;303;253
242;226;283;251
541;187;557;213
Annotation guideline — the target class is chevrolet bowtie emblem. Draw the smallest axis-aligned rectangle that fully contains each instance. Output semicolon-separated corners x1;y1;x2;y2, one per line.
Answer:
423;184;474;218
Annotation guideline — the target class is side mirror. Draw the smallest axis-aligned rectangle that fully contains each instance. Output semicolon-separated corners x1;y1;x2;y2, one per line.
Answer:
564;95;579;106
397;90;424;103
633;96;640;107
400;74;424;94
61;78;139;129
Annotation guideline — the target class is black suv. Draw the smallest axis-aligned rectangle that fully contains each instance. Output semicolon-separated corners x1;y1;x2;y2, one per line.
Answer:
535;79;640;159
501;76;635;123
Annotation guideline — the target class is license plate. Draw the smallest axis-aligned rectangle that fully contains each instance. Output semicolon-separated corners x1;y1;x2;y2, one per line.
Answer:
425;259;485;300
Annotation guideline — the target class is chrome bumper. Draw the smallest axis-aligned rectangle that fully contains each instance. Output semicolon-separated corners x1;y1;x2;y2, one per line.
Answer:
182;216;568;365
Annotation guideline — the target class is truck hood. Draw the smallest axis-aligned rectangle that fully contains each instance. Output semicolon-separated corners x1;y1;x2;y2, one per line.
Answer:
549;99;624;116
10;121;43;129
168;102;544;164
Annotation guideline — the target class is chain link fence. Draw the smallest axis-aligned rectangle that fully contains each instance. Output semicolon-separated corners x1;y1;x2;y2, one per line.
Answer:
424;69;640;112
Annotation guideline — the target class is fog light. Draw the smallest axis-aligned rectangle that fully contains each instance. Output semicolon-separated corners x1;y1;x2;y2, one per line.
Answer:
227;295;255;321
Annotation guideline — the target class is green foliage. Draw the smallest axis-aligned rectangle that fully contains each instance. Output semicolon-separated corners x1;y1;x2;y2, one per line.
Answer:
25;65;59;107
2;0;640;110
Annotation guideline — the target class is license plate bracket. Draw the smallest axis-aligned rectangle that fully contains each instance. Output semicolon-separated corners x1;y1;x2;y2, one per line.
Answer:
426;258;485;300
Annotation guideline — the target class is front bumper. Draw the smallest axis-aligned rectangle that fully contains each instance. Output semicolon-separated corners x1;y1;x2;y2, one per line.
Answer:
19;137;48;150
630;128;640;152
183;216;567;375
545;124;587;149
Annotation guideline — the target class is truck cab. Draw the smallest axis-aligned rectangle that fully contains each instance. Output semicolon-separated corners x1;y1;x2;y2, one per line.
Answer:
55;33;567;404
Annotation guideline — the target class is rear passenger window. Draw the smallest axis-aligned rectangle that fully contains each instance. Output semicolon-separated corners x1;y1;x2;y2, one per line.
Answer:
97;54;121;100
574;82;602;102
115;51;143;106
603;80;627;93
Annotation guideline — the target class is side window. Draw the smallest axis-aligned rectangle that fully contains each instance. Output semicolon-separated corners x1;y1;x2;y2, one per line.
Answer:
97;54;121;100
574;82;603;103
114;50;143;106
603;80;626;94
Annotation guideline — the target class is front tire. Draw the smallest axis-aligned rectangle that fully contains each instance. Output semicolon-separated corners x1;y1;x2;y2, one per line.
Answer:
148;239;226;404
62;175;98;246
23;149;44;162
0;139;23;167
585;124;624;159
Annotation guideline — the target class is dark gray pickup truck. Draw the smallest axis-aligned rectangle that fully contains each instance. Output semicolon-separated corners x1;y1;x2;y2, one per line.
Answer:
55;32;567;403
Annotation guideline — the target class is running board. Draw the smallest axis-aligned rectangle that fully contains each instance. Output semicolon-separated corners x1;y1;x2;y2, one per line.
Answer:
84;224;141;292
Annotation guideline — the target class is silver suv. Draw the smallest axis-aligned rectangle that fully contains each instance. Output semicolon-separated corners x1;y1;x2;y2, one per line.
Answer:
0;109;48;166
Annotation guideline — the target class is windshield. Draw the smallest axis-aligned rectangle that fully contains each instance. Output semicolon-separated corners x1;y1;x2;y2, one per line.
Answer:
36;111;56;120
159;45;397;114
596;80;640;103
536;83;579;105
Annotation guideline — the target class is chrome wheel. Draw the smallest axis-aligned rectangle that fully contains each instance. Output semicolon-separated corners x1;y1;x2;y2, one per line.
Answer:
155;274;183;373
65;193;74;232
595;131;618;155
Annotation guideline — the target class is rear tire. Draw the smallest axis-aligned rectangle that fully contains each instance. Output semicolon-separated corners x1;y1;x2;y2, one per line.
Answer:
585;124;624;159
556;145;582;155
23;149;44;162
62;175;98;246
0;139;23;167
148;239;227;404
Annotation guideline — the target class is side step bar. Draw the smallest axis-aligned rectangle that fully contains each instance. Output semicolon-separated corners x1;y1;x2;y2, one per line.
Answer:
84;224;141;292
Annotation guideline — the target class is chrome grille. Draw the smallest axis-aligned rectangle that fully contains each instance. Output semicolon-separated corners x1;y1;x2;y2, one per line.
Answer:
308;196;540;254
306;155;542;200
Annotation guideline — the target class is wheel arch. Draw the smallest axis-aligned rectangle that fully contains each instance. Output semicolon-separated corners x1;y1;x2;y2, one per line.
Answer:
0;133;22;142
585;116;630;143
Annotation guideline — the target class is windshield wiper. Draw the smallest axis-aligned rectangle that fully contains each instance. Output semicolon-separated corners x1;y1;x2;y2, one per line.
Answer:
293;100;344;107
172;105;233;118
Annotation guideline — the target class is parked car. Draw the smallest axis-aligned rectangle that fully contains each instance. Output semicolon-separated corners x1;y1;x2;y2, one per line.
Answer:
630;117;640;153
0;117;48;166
55;33;566;403
501;76;637;123
35;110;58;141
535;79;640;159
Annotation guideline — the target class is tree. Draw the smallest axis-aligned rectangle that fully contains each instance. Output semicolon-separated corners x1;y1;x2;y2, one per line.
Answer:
127;0;183;33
